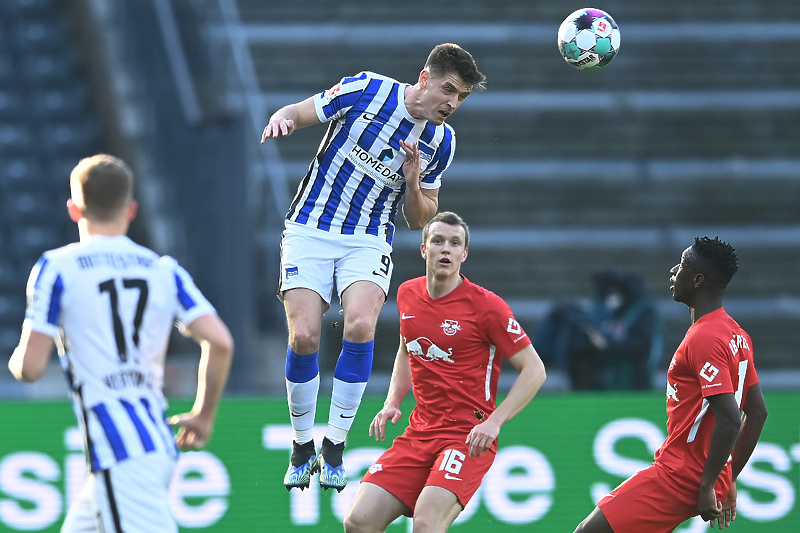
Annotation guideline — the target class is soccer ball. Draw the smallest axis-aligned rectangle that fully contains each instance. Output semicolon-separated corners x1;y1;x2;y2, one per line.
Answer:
557;8;620;70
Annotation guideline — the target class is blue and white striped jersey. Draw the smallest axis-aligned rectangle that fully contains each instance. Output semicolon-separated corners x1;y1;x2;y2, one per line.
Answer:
24;235;216;471
287;71;457;244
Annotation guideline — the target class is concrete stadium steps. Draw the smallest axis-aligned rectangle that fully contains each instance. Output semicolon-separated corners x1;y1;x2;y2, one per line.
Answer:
445;104;800;159
279;159;800;228
461;35;800;92
262;98;800;160
387;228;800;302
249;32;800;93
435;169;800;228
236;0;800;24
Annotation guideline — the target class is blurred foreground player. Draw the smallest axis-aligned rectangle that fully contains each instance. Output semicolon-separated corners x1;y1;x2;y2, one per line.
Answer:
8;155;233;533
343;212;546;533
573;237;768;533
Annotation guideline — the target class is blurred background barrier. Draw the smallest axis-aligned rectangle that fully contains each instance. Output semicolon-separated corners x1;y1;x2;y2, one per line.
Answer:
0;393;798;532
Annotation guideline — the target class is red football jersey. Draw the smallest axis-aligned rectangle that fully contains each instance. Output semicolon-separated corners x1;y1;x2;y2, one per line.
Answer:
397;275;531;446
654;308;758;493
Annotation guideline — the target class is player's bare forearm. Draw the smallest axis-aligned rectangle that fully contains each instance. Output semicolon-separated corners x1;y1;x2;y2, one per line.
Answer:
399;139;437;229
261;97;320;142
384;339;413;410
698;393;741;494
171;314;234;449
189;315;233;432
194;336;233;419
370;340;412;441
731;384;768;479
467;350;544;457
488;346;546;427
402;188;438;230
8;328;54;383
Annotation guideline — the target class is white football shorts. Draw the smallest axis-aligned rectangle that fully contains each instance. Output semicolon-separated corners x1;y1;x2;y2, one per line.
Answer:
61;452;177;533
279;220;394;305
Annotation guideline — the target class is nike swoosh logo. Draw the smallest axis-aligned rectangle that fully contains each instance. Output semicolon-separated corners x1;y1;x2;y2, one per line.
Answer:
401;314;415;320
444;473;462;481
361;113;385;126
339;414;355;419
290;410;310;417
372;270;387;277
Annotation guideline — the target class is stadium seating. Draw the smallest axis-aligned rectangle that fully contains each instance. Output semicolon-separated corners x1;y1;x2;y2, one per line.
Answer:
0;0;99;359
235;0;800;382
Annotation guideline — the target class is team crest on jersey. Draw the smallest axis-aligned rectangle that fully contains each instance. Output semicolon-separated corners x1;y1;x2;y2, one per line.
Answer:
326;82;342;97
441;319;461;336
474;409;486;421
418;143;433;163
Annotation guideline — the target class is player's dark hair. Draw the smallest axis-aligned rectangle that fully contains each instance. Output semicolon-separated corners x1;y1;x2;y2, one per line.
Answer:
692;236;739;287
425;43;486;90
70;154;134;222
422;211;470;248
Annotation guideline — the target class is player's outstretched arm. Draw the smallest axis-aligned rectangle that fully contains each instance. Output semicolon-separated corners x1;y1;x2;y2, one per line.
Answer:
370;336;412;441
261;96;321;142
168;314;234;450
466;345;546;457
8;327;55;383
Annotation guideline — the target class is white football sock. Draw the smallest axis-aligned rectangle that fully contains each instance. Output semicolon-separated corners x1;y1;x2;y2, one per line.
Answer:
326;378;367;444
286;375;319;445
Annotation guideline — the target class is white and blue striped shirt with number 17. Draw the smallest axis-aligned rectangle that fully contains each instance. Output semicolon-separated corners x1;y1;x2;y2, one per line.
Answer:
287;71;456;245
23;235;216;472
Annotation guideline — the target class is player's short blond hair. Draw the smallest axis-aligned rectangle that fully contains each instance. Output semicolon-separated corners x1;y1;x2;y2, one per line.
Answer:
70;154;134;221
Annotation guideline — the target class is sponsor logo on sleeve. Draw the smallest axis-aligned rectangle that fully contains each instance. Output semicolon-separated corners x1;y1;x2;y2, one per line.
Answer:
700;362;719;382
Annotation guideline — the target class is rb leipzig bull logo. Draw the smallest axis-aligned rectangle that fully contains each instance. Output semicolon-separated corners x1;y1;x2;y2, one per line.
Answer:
406;337;455;363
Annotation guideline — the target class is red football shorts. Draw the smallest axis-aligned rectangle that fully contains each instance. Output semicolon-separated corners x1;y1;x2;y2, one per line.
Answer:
598;463;726;533
360;432;495;515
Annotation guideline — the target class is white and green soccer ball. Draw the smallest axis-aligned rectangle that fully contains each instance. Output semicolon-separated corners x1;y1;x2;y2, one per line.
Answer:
558;8;621;70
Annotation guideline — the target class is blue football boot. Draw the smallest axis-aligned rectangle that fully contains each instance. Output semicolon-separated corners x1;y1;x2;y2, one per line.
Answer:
318;437;347;492
284;440;319;491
